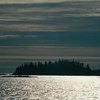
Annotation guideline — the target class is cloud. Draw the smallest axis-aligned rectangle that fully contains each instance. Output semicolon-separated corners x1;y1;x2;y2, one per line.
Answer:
0;24;70;32
0;0;66;4
0;46;100;70
0;1;100;32
0;46;100;57
0;34;39;40
0;34;20;39
0;0;98;4
24;35;39;38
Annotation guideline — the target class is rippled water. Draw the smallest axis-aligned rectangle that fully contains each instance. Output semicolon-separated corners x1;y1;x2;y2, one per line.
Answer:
0;76;100;100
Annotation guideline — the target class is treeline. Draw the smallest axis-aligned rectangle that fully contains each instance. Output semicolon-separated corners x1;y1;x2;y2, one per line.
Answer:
13;59;100;75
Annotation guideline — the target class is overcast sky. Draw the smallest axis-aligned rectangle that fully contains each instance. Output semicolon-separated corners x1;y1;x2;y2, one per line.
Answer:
0;0;100;72
0;0;98;4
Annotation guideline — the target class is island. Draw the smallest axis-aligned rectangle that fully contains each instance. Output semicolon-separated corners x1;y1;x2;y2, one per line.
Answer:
13;59;100;75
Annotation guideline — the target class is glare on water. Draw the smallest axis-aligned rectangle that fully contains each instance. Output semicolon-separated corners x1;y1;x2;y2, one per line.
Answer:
0;76;100;100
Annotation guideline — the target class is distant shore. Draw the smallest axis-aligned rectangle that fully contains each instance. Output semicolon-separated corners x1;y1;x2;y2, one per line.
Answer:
13;59;100;76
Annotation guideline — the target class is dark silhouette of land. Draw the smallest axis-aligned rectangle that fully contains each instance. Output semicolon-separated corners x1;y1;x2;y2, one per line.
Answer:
13;59;100;75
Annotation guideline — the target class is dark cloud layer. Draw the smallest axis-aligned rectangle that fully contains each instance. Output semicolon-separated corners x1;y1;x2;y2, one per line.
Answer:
0;1;100;32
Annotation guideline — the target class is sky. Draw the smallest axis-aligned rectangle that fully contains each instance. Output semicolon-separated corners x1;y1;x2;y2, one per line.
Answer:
0;0;98;4
0;0;100;73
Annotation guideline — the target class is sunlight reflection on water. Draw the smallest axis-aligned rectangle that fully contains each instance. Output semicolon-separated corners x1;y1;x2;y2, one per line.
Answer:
0;76;100;100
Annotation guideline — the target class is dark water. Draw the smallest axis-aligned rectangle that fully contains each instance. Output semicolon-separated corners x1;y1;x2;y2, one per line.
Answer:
0;76;100;100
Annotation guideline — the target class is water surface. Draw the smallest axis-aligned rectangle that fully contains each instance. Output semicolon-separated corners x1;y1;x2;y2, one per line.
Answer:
0;76;100;100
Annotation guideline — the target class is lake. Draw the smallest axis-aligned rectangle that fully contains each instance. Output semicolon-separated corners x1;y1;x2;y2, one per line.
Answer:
0;76;100;100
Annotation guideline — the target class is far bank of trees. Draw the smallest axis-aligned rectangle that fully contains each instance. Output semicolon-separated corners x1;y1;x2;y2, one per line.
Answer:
13;59;100;75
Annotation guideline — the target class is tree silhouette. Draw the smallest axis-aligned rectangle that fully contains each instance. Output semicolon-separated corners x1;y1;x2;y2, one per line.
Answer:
13;59;100;75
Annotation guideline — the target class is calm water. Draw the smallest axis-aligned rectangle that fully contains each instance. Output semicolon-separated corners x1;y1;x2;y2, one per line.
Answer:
0;76;100;100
